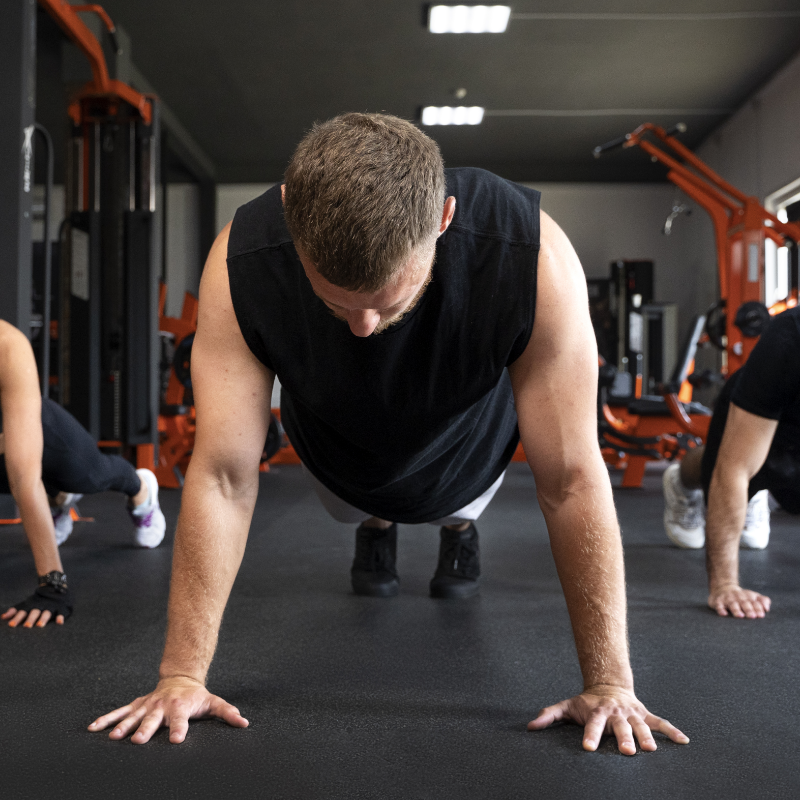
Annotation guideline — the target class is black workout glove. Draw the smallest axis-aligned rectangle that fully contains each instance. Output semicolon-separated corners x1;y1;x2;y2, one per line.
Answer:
12;571;73;621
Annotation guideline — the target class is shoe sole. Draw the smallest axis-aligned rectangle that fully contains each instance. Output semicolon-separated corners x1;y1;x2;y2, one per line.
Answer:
351;579;399;598
663;517;705;549
430;582;480;599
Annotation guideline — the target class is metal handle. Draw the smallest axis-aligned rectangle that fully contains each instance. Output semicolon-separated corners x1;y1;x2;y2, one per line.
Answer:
592;133;631;159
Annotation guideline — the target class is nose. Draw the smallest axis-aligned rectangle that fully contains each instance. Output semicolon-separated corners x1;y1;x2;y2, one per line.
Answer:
347;309;381;337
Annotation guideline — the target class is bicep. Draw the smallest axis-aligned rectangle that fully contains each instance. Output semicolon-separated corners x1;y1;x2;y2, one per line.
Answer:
508;212;600;499
715;403;778;481
189;228;274;482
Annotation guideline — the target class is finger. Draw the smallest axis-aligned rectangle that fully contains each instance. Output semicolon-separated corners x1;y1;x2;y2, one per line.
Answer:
630;716;657;752
739;600;757;619
645;714;690;744
56;615;65;625
36;610;53;628
582;711;608;752
761;595;772;612
209;696;249;729
1;607;17;620
728;600;745;618
108;707;149;741
89;704;137;732
22;609;42;628
611;716;636;756
8;610;27;628
131;711;166;745
527;701;569;730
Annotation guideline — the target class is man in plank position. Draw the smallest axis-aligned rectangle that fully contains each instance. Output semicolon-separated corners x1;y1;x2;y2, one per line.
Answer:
90;113;688;753
663;305;800;618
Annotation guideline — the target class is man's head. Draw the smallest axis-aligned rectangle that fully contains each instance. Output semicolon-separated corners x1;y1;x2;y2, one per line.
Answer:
283;113;447;295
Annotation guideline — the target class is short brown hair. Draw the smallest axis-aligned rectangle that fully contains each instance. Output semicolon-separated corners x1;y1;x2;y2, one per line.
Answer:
283;113;445;292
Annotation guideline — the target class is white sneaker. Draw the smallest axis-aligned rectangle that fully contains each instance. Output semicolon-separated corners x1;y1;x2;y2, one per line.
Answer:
741;489;770;549
128;468;166;548
663;463;706;548
50;493;82;545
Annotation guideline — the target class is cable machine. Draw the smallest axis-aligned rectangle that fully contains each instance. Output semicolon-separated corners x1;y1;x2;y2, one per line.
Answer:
40;0;160;467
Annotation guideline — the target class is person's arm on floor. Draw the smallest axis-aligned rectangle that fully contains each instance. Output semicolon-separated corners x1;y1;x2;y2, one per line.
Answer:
89;225;274;743
0;321;69;629
508;212;688;755
706;404;776;619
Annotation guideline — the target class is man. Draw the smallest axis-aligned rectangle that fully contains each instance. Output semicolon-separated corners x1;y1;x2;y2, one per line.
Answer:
89;114;688;754
663;304;800;619
0;319;166;629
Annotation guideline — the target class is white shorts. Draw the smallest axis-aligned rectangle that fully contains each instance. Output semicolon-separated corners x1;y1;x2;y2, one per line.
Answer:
302;465;506;526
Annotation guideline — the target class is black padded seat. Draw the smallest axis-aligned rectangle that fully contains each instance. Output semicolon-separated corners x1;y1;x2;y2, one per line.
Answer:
627;394;712;417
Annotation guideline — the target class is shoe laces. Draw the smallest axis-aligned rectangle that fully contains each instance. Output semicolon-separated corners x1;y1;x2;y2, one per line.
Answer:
439;529;479;579
354;528;397;576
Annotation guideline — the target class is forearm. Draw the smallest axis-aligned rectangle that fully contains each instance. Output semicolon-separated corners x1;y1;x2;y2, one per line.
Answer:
13;479;63;576
541;466;632;690
159;459;258;684
705;466;749;591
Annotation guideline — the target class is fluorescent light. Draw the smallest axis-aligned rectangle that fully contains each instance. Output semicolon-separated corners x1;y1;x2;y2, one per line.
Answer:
428;5;511;33
421;106;485;125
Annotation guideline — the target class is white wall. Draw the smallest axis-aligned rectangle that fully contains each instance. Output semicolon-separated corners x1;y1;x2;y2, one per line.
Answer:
527;183;703;336
216;183;275;234
164;183;202;318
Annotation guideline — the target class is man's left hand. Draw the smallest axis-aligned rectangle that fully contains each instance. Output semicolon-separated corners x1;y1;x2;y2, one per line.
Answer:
527;685;689;755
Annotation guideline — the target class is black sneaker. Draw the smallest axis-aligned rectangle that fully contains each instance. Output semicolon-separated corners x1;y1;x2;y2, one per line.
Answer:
429;524;480;599
350;523;399;597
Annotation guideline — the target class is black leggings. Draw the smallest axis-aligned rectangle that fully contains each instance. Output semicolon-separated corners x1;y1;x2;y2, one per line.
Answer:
701;371;800;514
0;398;140;498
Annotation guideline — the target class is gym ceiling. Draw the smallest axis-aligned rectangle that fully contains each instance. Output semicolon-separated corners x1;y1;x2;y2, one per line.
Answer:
89;0;800;183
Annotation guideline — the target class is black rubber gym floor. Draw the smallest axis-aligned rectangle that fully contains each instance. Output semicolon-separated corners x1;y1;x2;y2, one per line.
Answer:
1;462;798;799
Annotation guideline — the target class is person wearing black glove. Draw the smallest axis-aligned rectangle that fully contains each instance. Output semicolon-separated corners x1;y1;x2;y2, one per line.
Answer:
0;321;71;629
0;319;169;629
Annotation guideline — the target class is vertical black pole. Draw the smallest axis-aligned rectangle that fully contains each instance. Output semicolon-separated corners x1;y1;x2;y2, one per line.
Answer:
35;123;54;396
0;0;36;334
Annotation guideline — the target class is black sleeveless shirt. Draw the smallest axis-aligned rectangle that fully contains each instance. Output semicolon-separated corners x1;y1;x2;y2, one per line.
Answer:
227;168;539;523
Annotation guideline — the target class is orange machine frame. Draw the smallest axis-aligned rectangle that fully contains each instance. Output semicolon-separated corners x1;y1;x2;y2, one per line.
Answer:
596;122;800;374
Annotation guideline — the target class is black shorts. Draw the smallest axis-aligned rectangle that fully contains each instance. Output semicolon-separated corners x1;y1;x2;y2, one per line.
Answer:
0;398;140;498
701;371;800;514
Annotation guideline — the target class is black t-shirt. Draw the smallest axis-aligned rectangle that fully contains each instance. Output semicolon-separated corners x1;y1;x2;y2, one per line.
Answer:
731;305;800;452
226;168;539;523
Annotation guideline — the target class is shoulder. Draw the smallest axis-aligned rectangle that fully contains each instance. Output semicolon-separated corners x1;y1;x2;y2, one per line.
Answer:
0;321;34;386
227;183;289;259
445;168;540;245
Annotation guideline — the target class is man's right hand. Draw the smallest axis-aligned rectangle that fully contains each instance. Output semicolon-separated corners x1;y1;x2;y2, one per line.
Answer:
708;584;771;618
88;676;249;744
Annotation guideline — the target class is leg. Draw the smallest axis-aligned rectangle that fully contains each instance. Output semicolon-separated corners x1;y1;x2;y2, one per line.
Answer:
39;399;165;547
426;471;507;599
39;399;140;497
679;446;705;489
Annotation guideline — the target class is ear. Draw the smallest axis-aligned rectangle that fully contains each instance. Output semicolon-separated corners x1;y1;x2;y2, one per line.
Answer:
438;196;456;235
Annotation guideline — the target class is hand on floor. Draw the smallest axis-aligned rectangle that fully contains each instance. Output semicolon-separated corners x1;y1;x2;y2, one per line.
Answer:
88;676;249;744
708;584;771;618
2;605;65;628
527;685;689;755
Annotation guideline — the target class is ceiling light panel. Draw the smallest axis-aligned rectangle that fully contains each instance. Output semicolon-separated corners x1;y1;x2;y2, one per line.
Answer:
428;5;511;33
421;106;485;125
